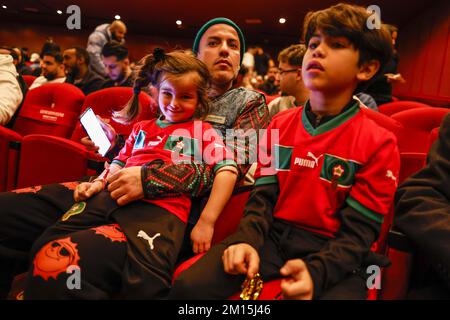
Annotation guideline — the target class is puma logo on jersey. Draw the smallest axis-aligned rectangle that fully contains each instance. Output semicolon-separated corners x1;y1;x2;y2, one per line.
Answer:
137;230;161;250
386;170;398;185
147;136;164;147
294;152;323;168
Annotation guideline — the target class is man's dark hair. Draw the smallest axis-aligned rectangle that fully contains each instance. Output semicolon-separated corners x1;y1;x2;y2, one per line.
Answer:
68;46;90;65
102;41;129;61
41;41;61;58
43;50;63;64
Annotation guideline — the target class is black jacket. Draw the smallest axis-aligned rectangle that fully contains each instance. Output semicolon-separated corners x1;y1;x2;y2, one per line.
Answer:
66;69;105;95
394;114;450;295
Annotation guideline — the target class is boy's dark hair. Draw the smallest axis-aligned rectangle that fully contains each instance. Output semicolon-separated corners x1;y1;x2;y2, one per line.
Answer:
115;48;211;123
278;44;307;67
43;50;63;64
303;3;393;91
67;46;90;65
102;41;129;61
385;24;398;36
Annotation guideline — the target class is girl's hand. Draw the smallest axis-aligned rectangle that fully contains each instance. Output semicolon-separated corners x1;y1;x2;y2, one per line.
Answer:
73;180;104;202
190;218;215;254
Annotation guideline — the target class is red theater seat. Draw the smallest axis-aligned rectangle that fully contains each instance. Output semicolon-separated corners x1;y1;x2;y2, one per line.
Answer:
22;75;36;88
0;126;22;191
12;83;85;138
13;88;158;188
391;107;450;153
15;134;92;189
378;101;431;117
70;87;158;143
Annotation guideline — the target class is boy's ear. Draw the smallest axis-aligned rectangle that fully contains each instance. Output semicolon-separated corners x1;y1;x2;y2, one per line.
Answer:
296;68;302;80
356;60;380;82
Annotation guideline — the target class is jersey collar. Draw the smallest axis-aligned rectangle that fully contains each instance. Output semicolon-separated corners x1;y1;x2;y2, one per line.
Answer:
302;99;360;136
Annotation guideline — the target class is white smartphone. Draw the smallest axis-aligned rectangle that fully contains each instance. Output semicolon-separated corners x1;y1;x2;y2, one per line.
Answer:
79;107;112;157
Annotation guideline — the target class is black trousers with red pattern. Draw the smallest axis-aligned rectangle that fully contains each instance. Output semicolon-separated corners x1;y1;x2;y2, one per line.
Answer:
2;187;186;299
0;183;79;298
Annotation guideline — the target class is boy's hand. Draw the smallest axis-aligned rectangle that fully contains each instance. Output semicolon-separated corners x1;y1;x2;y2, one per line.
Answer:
74;181;103;202
190;218;215;254
222;243;260;278
279;259;314;300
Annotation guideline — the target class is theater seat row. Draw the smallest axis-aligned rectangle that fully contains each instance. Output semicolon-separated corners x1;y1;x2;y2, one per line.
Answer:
0;83;158;191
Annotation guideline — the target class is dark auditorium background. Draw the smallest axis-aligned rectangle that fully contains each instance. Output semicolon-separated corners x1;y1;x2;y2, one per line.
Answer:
0;0;449;106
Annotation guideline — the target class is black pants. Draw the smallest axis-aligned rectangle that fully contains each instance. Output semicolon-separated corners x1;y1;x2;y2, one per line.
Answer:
23;190;186;299
0;183;78;298
169;219;368;300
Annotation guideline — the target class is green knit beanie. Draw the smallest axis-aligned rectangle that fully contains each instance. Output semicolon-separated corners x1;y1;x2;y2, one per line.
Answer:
192;17;246;65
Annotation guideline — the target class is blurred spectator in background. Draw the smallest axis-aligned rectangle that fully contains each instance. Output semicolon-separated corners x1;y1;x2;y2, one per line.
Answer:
87;20;127;77
0;53;23;126
29;50;66;90
63;46;105;95
268;44;309;117
254;45;270;76
365;24;404;105
101;41;133;88
258;65;279;95
242;45;256;76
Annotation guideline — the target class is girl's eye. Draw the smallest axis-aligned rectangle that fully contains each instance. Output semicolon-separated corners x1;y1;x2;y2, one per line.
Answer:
162;92;171;97
183;95;193;100
308;41;318;49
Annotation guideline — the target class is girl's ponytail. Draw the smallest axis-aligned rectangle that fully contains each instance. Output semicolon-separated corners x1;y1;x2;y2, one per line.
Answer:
113;48;166;123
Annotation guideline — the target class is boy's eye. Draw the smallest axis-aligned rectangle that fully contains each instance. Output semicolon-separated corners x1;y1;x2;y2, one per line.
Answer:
331;42;345;48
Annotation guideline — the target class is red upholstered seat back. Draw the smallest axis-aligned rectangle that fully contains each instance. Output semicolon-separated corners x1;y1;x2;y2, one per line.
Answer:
378;101;431;117
70;87;158;142
13;83;85;138
391;107;450;153
22;75;36;88
0;126;22;191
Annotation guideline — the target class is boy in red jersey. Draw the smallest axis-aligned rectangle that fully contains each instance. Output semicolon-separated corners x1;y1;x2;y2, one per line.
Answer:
169;3;400;300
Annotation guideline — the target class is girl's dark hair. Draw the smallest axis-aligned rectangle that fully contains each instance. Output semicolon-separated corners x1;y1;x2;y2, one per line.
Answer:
115;48;211;123
303;3;393;92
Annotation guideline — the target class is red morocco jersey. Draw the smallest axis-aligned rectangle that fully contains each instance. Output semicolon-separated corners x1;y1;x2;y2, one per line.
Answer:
112;118;236;223
255;100;400;238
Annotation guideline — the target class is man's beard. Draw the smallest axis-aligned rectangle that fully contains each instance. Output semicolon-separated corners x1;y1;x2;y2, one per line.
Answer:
111;33;121;42
44;72;56;81
66;67;79;79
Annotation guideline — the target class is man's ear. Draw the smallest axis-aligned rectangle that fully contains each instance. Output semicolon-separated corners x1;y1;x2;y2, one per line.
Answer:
357;60;380;82
123;58;130;66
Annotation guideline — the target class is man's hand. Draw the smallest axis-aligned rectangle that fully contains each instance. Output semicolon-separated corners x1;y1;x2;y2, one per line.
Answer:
222;243;260;278
107;166;144;205
279;259;314;300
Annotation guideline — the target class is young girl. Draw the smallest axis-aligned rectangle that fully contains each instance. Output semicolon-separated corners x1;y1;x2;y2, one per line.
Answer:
24;49;238;299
